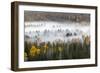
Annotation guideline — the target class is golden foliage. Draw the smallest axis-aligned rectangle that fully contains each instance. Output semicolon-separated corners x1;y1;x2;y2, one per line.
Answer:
44;44;48;49
58;47;63;52
84;36;90;45
29;45;40;57
43;44;48;54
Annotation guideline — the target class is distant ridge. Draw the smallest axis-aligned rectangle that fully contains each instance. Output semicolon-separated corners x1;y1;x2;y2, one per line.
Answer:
24;11;90;23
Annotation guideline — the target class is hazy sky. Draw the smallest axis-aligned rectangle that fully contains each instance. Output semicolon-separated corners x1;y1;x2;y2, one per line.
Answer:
24;11;90;23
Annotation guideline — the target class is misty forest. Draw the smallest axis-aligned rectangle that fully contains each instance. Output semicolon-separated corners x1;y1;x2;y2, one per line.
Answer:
24;11;90;61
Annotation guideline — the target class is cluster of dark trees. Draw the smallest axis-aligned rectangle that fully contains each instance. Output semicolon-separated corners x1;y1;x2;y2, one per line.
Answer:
24;38;90;61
